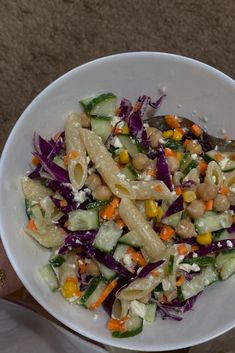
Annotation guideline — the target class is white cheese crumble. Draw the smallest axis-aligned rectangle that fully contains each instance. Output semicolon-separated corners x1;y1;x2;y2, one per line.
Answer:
129;300;146;319
226;240;233;248
117;172;126;181
191;154;197;160
143;123;149;128
88;166;96;175
192;253;198;258
73;190;86;203
217;242;222;248
162;278;172;291
112;136;123;148
111;116;122;127
230;186;235;194
178;263;200;273
219;157;229;170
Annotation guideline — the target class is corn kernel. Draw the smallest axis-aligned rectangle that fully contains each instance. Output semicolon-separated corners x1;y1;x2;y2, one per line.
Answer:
145;200;158;218
122;126;130;134
176;152;183;161
162;130;174;139
182;191;197;203
172;129;183;141
61;278;78;299
196;232;212;245
156;206;164;221
119;149;130;164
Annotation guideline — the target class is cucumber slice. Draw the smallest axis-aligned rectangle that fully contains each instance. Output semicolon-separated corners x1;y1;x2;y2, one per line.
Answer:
80;276;102;305
79;96;94;109
93;220;122;252
204;151;235;172
168;255;175;275
91;116;112;142
112;316;143;338
82;277;107;308
120;164;139;181
39;264;59;292
204;150;217;163
182;256;215;267
212;229;230;240
215;250;235;280
162;211;182;228
25;198;34;219
117;134;142;157
95;261;116;280
49;255;66;268
113;244;129;262
83;93;117;116
195;212;233;234
144;302;157;322
86;200;110;210
68;209;99;231
180;152;198;175
180;265;218;301
118;231;143;248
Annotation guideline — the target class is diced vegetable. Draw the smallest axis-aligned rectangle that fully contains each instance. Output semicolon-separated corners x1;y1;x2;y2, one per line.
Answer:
215;250;235;280
82;93;117;116
39;264;59;292
117;134;142;157
93;220;122;252
156;143;173;191
112;316;143;338
68;209;99;231
91;116;112;142
195;212;233;234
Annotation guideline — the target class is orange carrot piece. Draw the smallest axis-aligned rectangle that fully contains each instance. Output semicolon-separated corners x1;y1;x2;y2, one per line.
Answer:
147;169;157;177
214;153;224;161
177;244;188;255
31;155;40;166
183;139;191;148
192;244;199;252
126;248;146;267
63;155;68;166
176;275;185;287
175;127;185;136
164;115;181;129
90;279;118;310
230;155;235;161
68;150;80;160
115;218;126;229
27;219;38;232
191;124;202;137
113;127;123;135
198;161;208;174
159;294;169;304
154;184;163;192
111;198;120;208
100;198;120;220
204;199;213;211
219;185;229;195
75;290;82;297
60;199;68;207
160;225;175;241
175;186;182;195
164;148;176;157
78;259;86;274
107;318;126;332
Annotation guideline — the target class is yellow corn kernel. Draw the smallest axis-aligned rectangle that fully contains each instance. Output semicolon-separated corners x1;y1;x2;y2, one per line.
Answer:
156;206;164;221
162;130;174;139
122;126;130;134
182;190;197;203
196;232;212;245
145;200;158;218
172;129;183;141
61;278;78;299
176;152;183;161
119;149;130;164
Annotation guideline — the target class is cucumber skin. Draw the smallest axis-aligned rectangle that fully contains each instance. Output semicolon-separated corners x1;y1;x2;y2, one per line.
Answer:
84;93;116;114
112;319;143;338
80;277;102;304
86;200;110;210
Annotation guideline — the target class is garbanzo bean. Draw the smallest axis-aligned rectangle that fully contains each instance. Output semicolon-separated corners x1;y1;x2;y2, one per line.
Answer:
166;156;180;173
132;153;150;171
146;127;162;149
86;260;100;277
176;219;197;238
86;174;102;191
187;199;205;219
79;112;91;128
186;140;202;155
196;183;218;200
92;185;112;200
213;194;230;212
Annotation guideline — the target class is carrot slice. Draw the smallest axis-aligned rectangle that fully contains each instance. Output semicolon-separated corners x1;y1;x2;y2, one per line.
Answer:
68;150;79;160
176;275;185;287
60;199;68;207
175;186;182;195
90;279;118;310
177;243;188;255
154;184;163;192
32;155;40;166
219;185;229;195
191;124;202;137
214;153;224;161
204;200;213;211
107;318;126;332
164;148;176;157
27;219;38;232
160;225;175;241
164;115;181;129
183;139;191;148
198;161;208;174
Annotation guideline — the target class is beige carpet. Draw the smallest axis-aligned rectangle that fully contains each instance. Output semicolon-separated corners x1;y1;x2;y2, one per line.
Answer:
0;0;234;151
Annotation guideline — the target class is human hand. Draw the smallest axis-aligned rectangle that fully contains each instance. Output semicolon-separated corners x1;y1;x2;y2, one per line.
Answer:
0;239;22;297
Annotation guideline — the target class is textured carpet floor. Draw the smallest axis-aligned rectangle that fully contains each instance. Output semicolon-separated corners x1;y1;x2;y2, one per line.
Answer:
0;0;234;151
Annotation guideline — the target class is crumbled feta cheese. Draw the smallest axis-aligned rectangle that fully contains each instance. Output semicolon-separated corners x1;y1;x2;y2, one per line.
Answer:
86;156;91;164
230;186;235;194
68;246;72;251
191;154;197;160
215;145;218;151
93;314;98;320
88;166;96;175
178;263;200;273
142;173;152;181
226;240;233;248
162;278;172;291
117;172;126;180
113;136;123;148
129;300;146;319
143;123;149;128
192;253;198;258
73;190;86;203
159;86;167;94
159;138;166;144
219;157;229;170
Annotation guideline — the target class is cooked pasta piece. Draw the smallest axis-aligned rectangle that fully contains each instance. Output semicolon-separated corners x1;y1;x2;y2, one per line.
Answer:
22;177;53;202
205;161;223;187
65;113;87;189
119;198;166;261
25;224;66;248
112;299;129;319
224;170;235;191
131;180;173;200
81;129;136;199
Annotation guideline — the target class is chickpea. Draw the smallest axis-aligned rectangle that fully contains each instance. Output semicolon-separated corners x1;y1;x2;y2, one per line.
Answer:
186;140;202;155
149;132;162;149
187;200;205;219
146;127;158;137
79;112;91;128
92;185;112;200
132;153;150;171
196;183;218;200
166;156;180;173
213;194;230;212
86;260;100;277
176;219;197;238
86;174;102;191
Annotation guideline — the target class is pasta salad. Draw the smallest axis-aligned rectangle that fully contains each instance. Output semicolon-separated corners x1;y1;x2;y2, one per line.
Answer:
22;93;235;338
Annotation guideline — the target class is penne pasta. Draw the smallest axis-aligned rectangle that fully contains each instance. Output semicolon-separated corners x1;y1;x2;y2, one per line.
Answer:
119;198;166;261
224;170;235;191
205;161;223;187
131;180;173;200
112;299;129;319
25;224;66;248
81;129;136;199
22;177;53;202
65;113;87;190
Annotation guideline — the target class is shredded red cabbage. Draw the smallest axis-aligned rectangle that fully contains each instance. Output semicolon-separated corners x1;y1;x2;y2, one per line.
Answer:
46;180;76;205
33;132;54;157
163;195;184;218
59;231;98;254
156;301;182;321
137;260;164;278
227;226;235;234
188;239;235;257
118;98;132;119
149;94;166;109
180;180;197;189
34;153;69;183
156;143;173;191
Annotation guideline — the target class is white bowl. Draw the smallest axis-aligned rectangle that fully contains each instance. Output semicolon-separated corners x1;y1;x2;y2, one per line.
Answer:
0;52;235;351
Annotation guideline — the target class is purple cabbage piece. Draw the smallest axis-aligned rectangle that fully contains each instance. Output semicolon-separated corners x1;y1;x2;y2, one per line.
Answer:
176;238;197;245
163;195;184;218
156;301;182;321
59;231;98;254
33;132;54;157
46;180;75;204
149;94;166;109
188;239;235;258
161;293;199;313
118;98;133;119
156;143;173;191
83;244;133;278
47;136;64;160
57;214;68;230
51;197;77;213
230;205;235;212
28;164;41;179
137;260;164;278
34;152;70;183
153;224;161;233
180;180;197;189
227;226;235;234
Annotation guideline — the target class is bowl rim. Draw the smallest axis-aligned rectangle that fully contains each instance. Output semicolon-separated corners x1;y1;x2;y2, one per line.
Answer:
0;51;235;351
